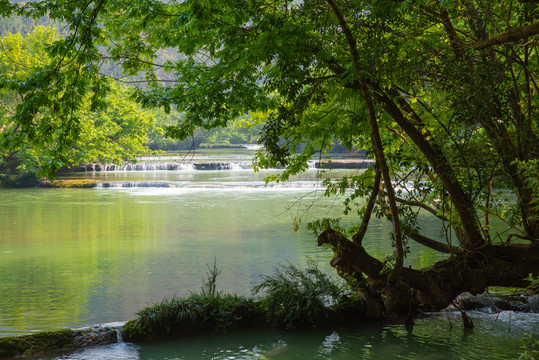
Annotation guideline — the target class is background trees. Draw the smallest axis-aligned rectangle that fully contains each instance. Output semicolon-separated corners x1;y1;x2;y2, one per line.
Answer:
0;26;159;184
0;0;537;315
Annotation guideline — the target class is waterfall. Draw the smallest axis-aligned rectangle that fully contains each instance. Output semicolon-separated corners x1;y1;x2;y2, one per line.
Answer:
114;328;123;344
95;181;176;188
83;161;250;172
242;144;264;150
193;162;250;170
81;159;373;172
528;295;539;313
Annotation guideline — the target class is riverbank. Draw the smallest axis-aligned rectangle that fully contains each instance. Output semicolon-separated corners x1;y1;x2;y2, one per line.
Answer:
1;290;538;359
38;179;101;188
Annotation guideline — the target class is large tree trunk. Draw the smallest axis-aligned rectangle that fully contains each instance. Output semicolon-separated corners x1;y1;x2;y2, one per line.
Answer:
318;228;539;318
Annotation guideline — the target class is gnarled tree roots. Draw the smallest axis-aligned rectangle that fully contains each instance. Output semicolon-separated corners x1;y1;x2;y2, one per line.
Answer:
318;228;539;319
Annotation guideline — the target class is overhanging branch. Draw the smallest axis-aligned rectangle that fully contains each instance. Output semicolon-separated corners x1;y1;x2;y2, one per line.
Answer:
474;22;539;50
406;230;460;254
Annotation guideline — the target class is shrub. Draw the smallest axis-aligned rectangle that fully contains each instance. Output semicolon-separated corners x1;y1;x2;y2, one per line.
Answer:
252;259;346;328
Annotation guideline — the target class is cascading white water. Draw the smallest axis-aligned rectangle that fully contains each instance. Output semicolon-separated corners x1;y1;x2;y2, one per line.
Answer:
94;181;176;188
85;162;251;171
82;159;373;172
114;328;123;344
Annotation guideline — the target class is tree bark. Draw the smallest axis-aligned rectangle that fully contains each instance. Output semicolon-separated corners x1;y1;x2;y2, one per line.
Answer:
352;169;381;245
474;22;539;50
318;228;539;317
326;0;404;269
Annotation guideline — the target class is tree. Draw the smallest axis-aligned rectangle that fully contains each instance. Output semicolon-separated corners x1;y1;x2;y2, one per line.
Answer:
0;26;158;184
0;0;538;316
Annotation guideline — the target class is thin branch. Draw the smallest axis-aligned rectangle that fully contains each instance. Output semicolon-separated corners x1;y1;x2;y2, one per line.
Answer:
394;195;447;221
407;230;460;253
326;0;404;269
353;169;381;245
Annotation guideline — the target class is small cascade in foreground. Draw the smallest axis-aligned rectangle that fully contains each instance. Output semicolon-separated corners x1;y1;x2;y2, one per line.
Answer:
114;327;123;344
449;293;539;314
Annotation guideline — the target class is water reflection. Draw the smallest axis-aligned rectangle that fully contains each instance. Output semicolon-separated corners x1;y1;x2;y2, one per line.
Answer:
41;312;538;360
0;179;447;337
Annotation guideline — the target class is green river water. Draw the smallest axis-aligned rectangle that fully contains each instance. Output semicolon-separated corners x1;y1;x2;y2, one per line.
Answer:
1;154;538;359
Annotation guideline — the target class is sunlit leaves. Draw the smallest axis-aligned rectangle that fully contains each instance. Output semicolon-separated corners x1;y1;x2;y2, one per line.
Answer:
0;26;159;180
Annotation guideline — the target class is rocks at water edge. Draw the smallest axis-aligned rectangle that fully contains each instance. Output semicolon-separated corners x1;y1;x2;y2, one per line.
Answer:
447;292;539;313
0;325;120;359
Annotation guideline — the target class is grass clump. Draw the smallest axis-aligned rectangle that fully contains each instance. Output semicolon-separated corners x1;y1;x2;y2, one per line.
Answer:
124;260;363;340
131;293;257;337
252;259;347;328
123;261;260;340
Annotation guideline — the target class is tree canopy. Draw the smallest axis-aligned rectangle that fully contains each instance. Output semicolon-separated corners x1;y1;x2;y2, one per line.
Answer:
0;25;160;183
0;0;538;316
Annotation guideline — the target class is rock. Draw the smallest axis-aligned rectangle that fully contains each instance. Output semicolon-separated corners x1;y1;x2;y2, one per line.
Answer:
447;292;539;313
0;325;122;359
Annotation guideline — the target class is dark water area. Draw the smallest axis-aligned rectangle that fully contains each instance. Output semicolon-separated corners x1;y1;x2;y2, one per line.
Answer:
33;311;539;359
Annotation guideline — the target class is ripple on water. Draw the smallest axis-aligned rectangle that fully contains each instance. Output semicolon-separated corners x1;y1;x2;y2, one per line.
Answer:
33;314;538;360
66;343;140;360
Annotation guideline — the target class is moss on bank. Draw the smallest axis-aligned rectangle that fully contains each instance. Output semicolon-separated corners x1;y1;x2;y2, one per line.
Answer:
0;330;75;358
0;178;100;188
38;179;100;188
0;326;120;359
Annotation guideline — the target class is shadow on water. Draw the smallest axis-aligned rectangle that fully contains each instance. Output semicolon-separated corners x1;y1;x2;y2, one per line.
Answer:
36;311;539;360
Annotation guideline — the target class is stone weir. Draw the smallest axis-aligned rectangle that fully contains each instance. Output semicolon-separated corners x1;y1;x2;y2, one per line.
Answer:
77;162;249;171
72;159;375;172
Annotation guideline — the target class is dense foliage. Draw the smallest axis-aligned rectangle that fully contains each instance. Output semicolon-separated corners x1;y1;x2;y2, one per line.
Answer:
0;26;161;184
0;0;537;315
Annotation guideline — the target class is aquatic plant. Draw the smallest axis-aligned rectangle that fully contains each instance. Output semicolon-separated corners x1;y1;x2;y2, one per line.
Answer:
252;260;347;328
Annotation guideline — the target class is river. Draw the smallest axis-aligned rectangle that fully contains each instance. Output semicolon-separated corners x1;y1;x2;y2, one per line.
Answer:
1;151;537;359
